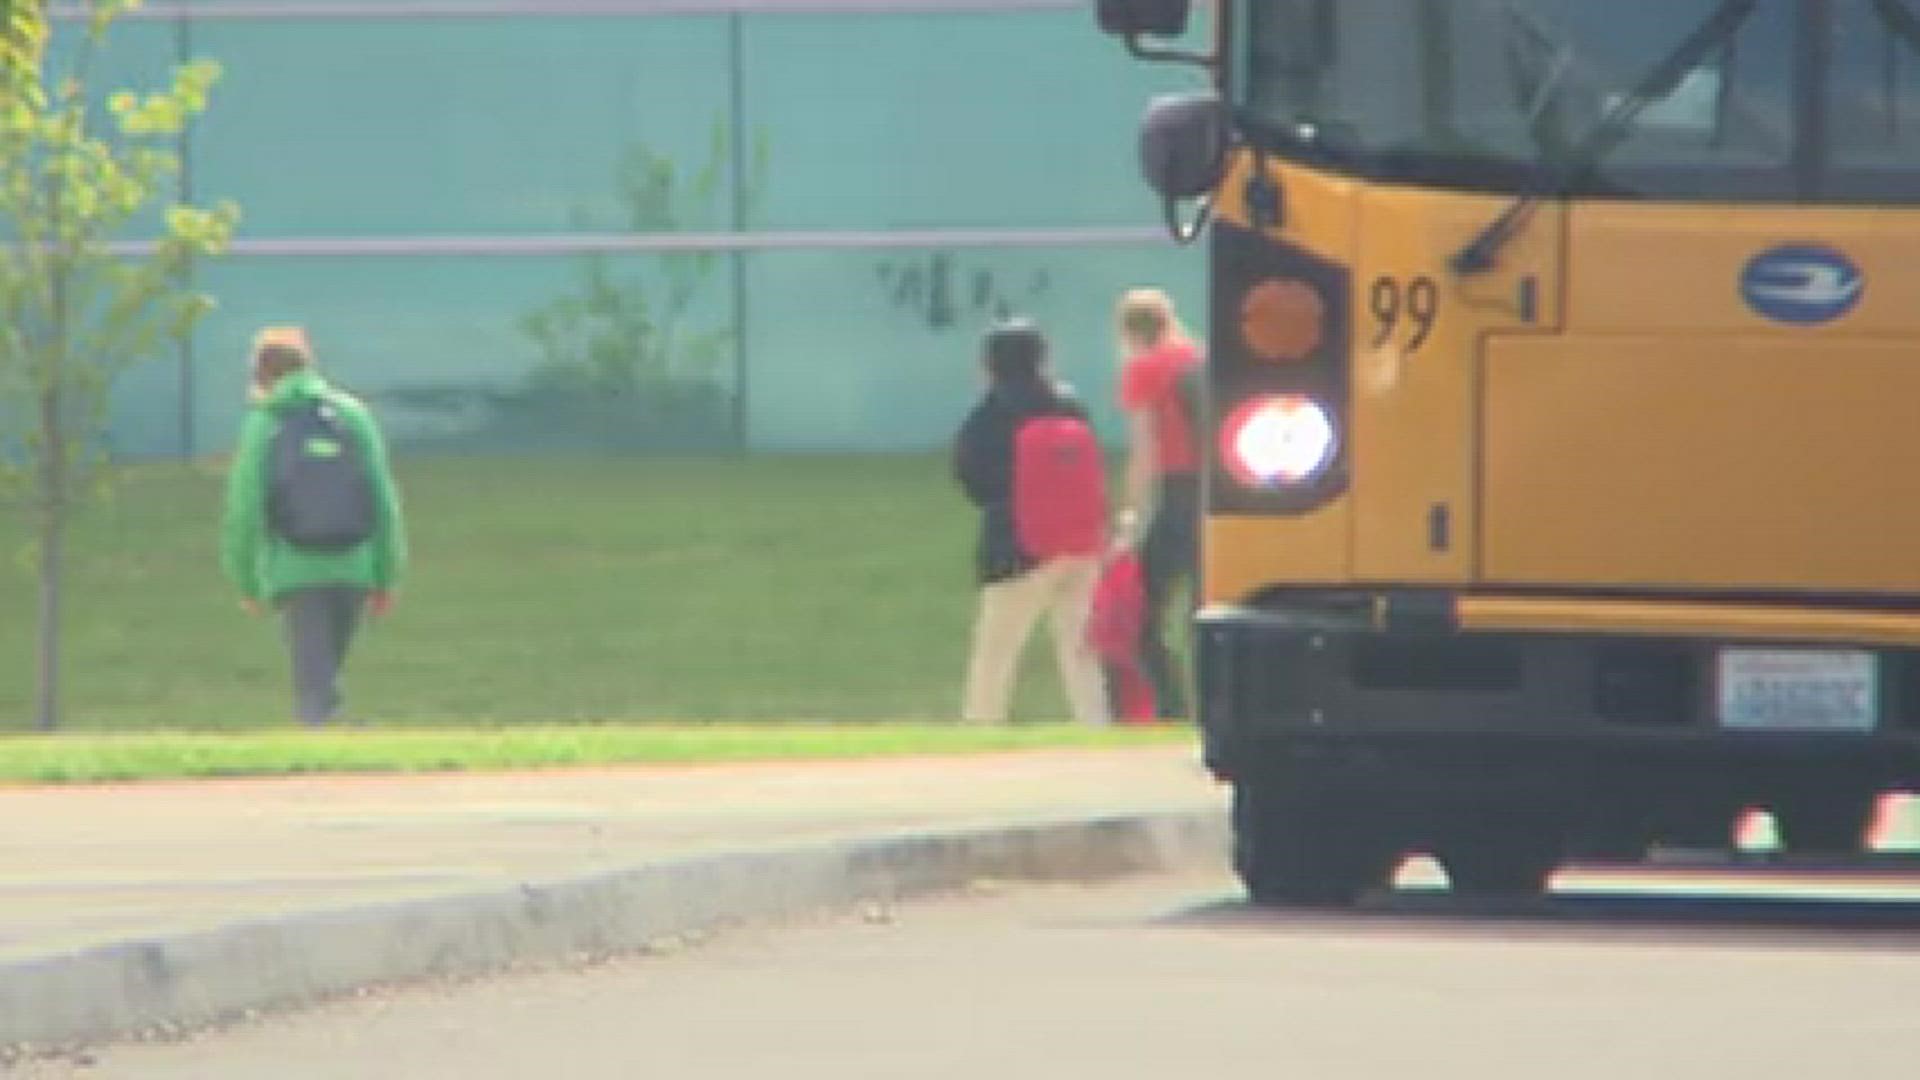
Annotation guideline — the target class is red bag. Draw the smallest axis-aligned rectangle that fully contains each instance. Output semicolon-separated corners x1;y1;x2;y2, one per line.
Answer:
1012;415;1108;560
1088;554;1144;660
1089;554;1156;723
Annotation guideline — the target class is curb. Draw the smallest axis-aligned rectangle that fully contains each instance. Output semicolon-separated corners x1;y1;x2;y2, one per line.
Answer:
0;809;1228;1049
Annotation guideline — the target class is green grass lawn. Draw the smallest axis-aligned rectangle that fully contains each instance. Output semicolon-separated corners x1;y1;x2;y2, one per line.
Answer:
0;455;1183;732
0;724;1189;784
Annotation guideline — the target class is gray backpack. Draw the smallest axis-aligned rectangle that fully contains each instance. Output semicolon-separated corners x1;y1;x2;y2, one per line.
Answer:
267;399;377;551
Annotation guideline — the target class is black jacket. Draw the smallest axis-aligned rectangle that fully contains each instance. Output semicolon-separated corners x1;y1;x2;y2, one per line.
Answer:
953;379;1090;584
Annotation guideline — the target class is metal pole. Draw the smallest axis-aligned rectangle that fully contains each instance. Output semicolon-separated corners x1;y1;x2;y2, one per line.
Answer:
727;10;750;452
176;9;197;460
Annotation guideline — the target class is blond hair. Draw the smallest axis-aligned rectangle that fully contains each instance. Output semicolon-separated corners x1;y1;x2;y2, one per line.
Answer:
1115;288;1191;353
249;326;314;401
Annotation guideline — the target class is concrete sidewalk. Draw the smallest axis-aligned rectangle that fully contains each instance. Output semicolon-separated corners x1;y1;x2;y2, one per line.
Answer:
0;746;1223;963
0;746;1228;1047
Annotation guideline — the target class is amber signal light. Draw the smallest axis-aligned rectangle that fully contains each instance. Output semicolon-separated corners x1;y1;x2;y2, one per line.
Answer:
1239;278;1325;363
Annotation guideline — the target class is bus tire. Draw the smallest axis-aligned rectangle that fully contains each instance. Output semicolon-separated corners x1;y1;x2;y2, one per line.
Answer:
1656;802;1740;851
1773;792;1877;858
1435;829;1562;901
1232;779;1398;908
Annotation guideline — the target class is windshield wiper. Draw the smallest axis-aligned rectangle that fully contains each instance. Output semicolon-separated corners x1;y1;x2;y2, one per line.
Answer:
1501;4;1579;163
1451;0;1760;275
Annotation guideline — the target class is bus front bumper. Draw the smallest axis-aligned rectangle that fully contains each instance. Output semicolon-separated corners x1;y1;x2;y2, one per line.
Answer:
1195;604;1920;796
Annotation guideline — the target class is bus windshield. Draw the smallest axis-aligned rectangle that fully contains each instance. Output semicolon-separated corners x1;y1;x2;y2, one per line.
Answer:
1241;0;1920;203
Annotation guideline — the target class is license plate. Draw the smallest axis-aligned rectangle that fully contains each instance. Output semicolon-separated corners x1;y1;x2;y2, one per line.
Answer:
1718;649;1878;732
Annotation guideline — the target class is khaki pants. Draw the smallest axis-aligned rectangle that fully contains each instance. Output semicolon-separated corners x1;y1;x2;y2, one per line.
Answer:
962;557;1111;726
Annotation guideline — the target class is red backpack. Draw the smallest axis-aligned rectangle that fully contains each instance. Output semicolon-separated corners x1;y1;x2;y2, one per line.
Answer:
1088;553;1156;722
1013;415;1109;560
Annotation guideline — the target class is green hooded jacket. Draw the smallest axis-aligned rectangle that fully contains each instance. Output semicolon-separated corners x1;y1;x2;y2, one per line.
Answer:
220;369;407;601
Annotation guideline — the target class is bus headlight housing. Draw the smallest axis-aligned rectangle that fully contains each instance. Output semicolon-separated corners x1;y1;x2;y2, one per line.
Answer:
1221;395;1338;489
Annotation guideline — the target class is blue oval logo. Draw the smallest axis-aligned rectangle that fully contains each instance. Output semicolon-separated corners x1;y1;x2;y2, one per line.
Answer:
1740;245;1864;326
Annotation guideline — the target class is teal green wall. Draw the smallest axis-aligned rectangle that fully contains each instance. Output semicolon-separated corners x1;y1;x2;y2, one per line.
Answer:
75;5;1211;457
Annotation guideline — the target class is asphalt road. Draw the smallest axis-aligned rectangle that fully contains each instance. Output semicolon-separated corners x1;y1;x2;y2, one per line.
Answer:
25;864;1920;1080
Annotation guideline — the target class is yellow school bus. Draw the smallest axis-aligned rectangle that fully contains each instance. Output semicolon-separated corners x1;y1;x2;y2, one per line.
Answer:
1100;0;1920;904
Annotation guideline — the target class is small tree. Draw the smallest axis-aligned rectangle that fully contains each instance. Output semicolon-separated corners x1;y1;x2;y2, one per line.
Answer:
521;121;768;410
0;0;237;730
1;1;43;84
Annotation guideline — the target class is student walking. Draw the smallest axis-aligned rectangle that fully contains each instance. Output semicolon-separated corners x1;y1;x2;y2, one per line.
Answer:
1114;289;1203;719
221;328;406;727
954;320;1111;727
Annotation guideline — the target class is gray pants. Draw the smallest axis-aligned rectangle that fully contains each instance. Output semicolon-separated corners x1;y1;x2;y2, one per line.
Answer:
1140;474;1199;718
280;586;367;726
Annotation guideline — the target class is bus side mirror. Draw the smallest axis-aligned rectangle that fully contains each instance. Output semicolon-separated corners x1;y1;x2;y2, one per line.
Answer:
1096;0;1190;38
1140;91;1228;201
1096;0;1214;70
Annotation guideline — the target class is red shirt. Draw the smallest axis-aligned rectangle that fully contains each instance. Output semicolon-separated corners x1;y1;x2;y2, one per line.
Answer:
1119;341;1202;475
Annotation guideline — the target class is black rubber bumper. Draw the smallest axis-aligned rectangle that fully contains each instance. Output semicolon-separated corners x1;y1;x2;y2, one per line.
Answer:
1195;605;1920;794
